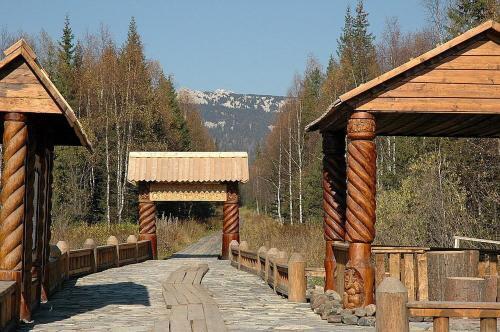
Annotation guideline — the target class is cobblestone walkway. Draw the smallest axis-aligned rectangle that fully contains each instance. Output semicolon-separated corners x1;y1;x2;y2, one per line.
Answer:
20;233;486;331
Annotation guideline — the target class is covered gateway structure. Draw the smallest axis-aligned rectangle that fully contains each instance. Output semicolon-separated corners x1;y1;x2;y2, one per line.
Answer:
127;152;249;259
0;40;92;321
306;21;500;308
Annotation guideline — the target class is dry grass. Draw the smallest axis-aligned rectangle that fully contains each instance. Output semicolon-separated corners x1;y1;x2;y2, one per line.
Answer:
51;217;220;259
240;208;324;268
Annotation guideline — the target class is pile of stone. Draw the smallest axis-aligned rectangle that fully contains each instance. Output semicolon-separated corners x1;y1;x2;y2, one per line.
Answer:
309;286;376;327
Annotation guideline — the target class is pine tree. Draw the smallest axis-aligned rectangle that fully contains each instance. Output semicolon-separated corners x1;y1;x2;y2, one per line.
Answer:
163;75;191;150
59;15;75;66
447;0;499;37
55;15;76;102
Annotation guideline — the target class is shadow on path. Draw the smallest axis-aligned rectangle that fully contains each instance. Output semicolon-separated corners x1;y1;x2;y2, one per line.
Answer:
20;280;150;330
169;253;219;259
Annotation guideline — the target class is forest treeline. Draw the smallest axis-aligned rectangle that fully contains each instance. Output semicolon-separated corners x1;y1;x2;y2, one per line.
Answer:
0;18;216;225
246;0;500;247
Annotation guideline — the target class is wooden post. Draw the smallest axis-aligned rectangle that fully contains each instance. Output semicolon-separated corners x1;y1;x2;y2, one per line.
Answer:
480;318;497;332
228;240;239;263
265;248;279;283
56;241;69;279
344;112;376;308
0;113;31;321
288;253;306;303
273;251;288;291
222;182;239;260
376;277;409;332
83;239;97;273
107;236;119;267
257;246;267;275
434;317;449;332
127;235;138;263
41;146;54;304
238;241;249;270
444;277;486;301
138;182;157;259
322;131;347;292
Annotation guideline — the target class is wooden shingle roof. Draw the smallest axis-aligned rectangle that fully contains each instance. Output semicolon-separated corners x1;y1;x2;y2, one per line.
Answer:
307;20;500;138
127;152;249;183
0;39;92;150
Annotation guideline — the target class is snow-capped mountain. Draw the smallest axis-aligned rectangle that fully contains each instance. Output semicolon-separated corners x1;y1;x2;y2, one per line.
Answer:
179;89;286;158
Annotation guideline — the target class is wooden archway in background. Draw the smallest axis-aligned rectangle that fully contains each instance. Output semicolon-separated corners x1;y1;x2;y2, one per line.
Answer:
307;20;500;308
127;152;249;259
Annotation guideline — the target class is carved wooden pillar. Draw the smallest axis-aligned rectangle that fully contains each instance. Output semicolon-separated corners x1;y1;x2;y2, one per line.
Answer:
0;113;31;321
41;145;54;303
322;131;347;291
344;112;376;309
138;182;157;259
222;182;239;260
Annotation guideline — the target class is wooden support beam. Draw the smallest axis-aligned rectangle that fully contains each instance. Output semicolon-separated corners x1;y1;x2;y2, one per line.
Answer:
321;131;346;291
344;112;376;308
138;182;157;259
222;182;239;260
41;146;54;303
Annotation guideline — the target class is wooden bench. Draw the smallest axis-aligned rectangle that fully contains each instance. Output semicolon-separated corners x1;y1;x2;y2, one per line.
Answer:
154;264;226;332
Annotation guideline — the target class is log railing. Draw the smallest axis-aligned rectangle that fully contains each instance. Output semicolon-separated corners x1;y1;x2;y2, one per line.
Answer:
228;240;307;303
0;281;19;332
46;235;153;299
377;277;500;332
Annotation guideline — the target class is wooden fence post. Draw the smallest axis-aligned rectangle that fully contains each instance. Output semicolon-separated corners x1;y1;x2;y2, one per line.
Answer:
107;236;119;267
56;241;69;279
238;241;249;270
273;251;288;291
265;248;279;283
288;253;306;303
228;240;239;265
127;235;138;263
376;277;409;332
83;238;97;273
257;246;267;275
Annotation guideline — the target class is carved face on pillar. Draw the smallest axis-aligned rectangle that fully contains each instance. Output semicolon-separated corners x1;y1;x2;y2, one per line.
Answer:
347;112;376;140
343;268;365;309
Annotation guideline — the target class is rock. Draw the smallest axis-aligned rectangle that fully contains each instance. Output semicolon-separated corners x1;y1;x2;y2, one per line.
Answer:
340;308;354;315
306;289;312;298
365;304;376;316
354;307;367;317
327;314;342;323
358;316;376;327
341;313;359;325
320;301;340;319
325;289;342;302
409;316;424;322
311;294;328;310
314;285;325;294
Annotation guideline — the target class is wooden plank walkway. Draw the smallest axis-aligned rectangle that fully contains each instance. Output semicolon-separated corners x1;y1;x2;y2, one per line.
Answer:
18;233;485;331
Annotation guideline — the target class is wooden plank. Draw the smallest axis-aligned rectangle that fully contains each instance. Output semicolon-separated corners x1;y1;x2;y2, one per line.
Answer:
152;319;170;332
0;96;60;114
0;63;39;84
0;82;51;99
163;284;180;309
356;97;500;113
170;305;190;332
417;253;429;301
389;254;401;280
203;303;226;332
187;303;205;321
405;69;500;85
192;285;215;304
375;254;385;287
175;284;201;304
191;319;208;332
164;284;188;305
432;55;500;70
457;40;500;56
193;264;209;285
183;268;198;285
408;307;500;319
376;82;500;99
404;254;416;301
407;301;500;309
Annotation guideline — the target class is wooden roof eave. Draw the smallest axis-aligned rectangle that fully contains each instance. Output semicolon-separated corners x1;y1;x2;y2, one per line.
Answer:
306;20;500;133
0;40;93;152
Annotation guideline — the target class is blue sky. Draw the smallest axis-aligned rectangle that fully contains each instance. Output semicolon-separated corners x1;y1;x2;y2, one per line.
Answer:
1;0;427;96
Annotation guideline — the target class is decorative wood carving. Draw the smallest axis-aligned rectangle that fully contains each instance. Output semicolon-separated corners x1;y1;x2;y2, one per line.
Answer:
322;131;347;291
222;182;239;259
345;112;376;308
149;182;227;202
0;113;28;271
138;182;157;259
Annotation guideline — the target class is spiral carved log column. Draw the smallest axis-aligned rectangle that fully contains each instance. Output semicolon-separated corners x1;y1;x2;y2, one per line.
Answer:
222;182;239;260
322;132;347;291
344;112;376;309
0;113;29;320
138;182;158;259
41;147;54;303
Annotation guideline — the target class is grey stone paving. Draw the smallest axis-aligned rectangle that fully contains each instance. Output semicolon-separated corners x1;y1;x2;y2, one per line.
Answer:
19;233;488;331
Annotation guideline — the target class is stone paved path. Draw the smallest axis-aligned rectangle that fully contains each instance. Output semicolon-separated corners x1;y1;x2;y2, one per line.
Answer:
20;233;487;331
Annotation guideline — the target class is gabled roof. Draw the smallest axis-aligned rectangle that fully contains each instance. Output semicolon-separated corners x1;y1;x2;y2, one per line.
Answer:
0;39;92;150
127;152;249;183
307;20;500;134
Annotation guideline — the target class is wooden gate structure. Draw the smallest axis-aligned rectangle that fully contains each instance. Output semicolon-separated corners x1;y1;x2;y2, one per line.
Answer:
0;40;92;321
306;20;500;308
127;152;249;259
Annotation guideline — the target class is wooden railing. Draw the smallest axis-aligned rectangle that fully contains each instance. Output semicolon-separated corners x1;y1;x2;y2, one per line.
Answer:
0;281;19;332
377;277;500;332
332;243;499;302
46;235;153;298
228;240;307;303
